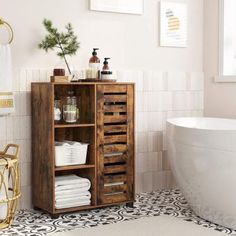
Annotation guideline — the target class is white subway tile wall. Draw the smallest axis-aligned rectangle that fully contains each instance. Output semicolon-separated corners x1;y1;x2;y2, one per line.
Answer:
128;70;204;194
0;69;204;209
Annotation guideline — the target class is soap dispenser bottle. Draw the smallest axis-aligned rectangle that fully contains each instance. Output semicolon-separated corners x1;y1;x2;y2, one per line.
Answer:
101;58;113;80
88;48;100;79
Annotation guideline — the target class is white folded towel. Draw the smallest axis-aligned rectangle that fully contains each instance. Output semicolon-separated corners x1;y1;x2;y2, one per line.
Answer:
55;175;91;193
55;190;91;200
55;200;91;209
55;175;91;188
0;44;14;115
0;166;8;220
64;140;88;146
55;142;70;147
55;184;90;192
56;195;91;204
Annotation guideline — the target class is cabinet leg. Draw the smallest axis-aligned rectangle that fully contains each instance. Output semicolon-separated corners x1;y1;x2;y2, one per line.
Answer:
33;206;41;211
126;202;134;208
50;214;60;219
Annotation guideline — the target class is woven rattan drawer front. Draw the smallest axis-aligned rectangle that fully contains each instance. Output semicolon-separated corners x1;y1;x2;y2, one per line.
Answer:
96;84;135;205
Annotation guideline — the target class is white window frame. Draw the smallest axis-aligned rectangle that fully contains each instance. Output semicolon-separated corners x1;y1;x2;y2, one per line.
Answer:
215;0;236;82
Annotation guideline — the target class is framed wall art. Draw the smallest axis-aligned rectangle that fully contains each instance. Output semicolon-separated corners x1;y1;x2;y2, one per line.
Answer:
159;2;187;47
90;0;144;15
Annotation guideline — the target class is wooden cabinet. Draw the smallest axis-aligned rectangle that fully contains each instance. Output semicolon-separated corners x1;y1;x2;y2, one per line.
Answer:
31;82;135;217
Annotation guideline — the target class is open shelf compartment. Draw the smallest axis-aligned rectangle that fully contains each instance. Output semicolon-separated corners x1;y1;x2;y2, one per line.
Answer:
54;84;95;125
54;168;96;212
54;126;95;166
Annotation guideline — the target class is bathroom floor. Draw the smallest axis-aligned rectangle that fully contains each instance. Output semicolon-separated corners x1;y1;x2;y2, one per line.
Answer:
0;189;235;236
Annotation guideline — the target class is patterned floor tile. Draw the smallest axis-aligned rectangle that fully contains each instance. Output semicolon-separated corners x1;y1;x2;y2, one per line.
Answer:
0;189;235;235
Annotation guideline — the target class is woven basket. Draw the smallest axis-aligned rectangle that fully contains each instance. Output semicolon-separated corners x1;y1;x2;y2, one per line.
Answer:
0;144;20;229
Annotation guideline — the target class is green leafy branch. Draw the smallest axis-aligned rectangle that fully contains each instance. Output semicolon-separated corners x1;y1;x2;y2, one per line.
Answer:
38;19;80;74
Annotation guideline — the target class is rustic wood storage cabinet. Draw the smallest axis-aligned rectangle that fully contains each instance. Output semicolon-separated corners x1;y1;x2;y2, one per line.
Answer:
31;82;135;217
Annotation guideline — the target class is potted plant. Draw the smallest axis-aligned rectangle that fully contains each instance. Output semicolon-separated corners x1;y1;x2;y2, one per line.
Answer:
39;19;80;79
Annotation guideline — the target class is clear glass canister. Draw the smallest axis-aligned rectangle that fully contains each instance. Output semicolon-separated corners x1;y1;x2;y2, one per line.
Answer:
54;99;62;122
63;91;79;123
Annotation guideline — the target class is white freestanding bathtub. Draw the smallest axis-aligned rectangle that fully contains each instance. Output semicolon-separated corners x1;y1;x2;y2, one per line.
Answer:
167;117;236;230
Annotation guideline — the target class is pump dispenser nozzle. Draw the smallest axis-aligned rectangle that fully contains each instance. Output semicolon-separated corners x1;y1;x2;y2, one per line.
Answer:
103;58;110;65
101;57;112;80
102;58;111;71
92;48;99;56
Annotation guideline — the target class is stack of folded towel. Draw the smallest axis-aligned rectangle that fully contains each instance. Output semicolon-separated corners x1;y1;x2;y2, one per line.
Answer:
55;174;91;209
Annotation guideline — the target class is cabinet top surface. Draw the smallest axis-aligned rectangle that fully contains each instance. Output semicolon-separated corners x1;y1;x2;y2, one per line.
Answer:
31;82;135;85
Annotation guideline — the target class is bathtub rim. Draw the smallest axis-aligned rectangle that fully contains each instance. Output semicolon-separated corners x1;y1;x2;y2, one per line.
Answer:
167;117;236;131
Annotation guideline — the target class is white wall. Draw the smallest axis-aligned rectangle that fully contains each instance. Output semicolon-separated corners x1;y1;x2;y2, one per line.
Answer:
0;0;204;209
204;0;236;118
1;0;203;71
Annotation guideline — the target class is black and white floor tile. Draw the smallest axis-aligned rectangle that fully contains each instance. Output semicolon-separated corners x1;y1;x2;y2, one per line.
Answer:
0;189;235;236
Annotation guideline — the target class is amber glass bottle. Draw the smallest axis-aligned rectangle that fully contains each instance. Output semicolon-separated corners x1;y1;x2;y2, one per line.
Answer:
89;48;100;79
101;58;113;80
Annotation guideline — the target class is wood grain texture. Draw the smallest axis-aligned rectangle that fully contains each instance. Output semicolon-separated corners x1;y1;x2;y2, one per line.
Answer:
96;85;105;204
32;82;134;216
103;193;127;204
53;199;133;214
104;154;127;164
78;85;95;124
103;85;127;93
32;83;54;213
104;115;127;124
94;85;98;206
104;164;127;174
55;164;95;171
96;84;135;205
104;144;127;154
73;126;95;165
104;125;127;134
54;124;95;128
104;135;127;144
104;105;127;113
104;174;127;184
104;94;127;103
54;84;95;124
103;184;127;194
126;85;135;201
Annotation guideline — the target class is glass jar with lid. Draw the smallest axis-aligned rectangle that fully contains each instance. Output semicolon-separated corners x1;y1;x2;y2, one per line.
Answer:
54;99;62;122
63;91;79;123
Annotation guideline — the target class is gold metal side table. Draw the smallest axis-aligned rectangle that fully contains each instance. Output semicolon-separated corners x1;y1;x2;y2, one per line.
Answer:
0;144;20;229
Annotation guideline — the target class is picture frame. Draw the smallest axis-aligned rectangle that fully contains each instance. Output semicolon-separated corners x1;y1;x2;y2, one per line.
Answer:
159;1;187;47
89;0;144;15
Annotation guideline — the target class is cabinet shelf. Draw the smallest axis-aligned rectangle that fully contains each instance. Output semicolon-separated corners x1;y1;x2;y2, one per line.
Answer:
54;199;135;214
55;164;95;172
54;123;95;128
54;205;95;214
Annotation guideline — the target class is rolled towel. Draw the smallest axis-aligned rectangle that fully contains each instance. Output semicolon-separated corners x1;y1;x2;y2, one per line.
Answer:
55;200;91;209
55;190;91;200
